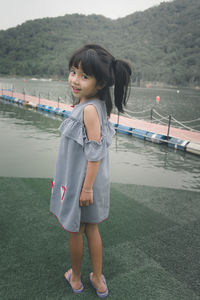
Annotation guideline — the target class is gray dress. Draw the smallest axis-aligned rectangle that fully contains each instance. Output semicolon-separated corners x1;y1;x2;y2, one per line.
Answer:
50;99;115;232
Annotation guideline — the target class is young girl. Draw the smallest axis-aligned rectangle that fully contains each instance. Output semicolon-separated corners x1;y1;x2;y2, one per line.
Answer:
50;44;131;297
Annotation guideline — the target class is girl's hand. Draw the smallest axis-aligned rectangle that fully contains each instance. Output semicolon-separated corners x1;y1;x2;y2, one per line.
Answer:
79;189;93;207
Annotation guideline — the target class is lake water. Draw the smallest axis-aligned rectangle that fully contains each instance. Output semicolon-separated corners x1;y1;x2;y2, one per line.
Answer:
0;77;200;191
1;77;200;126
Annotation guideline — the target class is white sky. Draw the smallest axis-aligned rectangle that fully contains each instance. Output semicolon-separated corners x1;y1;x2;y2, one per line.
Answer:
0;0;173;30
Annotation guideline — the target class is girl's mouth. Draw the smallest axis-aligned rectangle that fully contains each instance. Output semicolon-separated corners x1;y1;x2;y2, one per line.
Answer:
72;86;81;94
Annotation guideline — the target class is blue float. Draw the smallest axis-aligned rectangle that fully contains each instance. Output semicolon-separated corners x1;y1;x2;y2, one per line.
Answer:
50;107;60;114
116;124;132;135
132;128;148;140
43;105;51;112
168;137;189;151
10;97;15;103
37;104;46;110
146;132;167;144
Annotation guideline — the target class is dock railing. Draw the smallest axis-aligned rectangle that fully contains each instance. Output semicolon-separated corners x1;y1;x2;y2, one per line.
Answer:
123;107;200;134
1;86;200;136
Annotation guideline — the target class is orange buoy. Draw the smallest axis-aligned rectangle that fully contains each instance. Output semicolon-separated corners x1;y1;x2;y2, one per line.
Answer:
156;96;160;103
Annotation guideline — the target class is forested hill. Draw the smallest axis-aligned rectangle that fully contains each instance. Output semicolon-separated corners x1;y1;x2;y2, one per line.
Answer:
0;0;199;87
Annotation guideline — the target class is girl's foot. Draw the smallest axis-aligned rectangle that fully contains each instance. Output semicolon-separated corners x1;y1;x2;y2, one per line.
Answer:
64;269;84;294
90;272;108;298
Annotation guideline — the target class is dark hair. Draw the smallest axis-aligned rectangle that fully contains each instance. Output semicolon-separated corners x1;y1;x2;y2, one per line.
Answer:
68;44;132;116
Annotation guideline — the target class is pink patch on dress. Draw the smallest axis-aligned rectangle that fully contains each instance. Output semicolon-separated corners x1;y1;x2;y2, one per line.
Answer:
61;186;67;201
51;180;54;194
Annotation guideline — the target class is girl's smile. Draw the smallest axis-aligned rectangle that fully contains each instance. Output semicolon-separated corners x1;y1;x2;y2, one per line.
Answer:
72;86;81;94
68;65;101;103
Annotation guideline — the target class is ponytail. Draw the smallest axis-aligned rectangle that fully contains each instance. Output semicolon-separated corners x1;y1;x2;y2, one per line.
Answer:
113;60;132;113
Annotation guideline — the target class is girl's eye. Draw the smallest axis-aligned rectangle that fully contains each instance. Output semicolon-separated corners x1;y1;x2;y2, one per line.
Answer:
82;74;88;79
70;69;76;75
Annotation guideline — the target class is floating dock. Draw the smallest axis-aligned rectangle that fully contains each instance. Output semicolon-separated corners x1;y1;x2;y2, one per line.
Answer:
1;90;200;156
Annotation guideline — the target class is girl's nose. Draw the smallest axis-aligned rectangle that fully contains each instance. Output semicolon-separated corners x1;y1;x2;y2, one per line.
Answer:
72;74;79;85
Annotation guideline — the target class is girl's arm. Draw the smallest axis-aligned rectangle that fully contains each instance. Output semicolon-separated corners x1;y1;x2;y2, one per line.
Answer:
79;105;101;207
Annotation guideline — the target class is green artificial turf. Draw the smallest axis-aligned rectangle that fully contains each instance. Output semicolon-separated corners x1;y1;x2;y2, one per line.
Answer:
0;177;200;299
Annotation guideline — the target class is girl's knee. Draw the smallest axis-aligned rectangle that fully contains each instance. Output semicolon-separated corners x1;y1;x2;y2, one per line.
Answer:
85;223;99;237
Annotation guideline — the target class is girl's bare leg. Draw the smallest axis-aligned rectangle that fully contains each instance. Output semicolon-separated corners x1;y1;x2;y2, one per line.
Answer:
85;224;107;293
65;223;85;290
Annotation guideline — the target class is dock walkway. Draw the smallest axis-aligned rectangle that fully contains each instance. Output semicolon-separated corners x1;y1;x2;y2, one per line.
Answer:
1;90;200;156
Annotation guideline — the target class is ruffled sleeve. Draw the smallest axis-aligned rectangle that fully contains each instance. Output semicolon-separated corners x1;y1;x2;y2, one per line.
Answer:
84;137;107;161
59;117;85;146
59;115;115;161
83;120;115;161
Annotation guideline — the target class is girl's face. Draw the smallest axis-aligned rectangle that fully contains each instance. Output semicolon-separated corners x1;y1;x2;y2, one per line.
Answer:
68;64;101;103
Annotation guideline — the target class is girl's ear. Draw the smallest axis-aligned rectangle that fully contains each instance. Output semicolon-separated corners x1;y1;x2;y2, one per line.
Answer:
96;82;106;91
